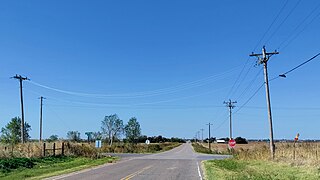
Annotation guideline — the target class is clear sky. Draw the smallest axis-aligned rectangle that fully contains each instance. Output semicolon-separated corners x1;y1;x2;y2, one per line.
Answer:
1;0;320;140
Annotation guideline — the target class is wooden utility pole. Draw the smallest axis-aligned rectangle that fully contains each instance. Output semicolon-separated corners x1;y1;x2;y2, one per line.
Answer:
12;74;29;143
206;123;213;150
200;128;204;142
250;46;279;159
224;99;236;140
39;96;46;142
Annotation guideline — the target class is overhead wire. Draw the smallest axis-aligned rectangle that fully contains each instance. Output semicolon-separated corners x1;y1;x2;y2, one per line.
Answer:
26;82;234;108
225;0;290;101
252;0;290;51
277;2;320;50
279;52;320;77
213;1;289;131
265;0;302;46
27;66;240;99
236;67;263;101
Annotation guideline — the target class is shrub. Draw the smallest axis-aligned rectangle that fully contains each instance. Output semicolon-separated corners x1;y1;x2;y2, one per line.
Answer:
0;157;35;172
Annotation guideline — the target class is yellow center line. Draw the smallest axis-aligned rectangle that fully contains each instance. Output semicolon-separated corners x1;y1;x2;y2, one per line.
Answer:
120;165;153;180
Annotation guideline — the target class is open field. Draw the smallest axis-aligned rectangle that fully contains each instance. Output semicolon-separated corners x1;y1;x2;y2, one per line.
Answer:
195;142;320;179
201;141;320;165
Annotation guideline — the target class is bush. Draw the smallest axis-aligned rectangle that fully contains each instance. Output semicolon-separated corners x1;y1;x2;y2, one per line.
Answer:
0;157;35;172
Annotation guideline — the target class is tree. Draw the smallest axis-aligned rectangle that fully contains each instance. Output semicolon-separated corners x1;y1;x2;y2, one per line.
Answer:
101;114;124;146
0;117;31;144
67;131;81;142
92;131;102;140
235;137;248;144
125;117;141;143
85;132;93;142
47;135;59;142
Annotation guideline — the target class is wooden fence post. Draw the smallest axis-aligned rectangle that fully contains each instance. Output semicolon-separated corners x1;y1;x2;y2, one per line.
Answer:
53;143;56;156
316;143;318;161
61;142;64;156
293;141;296;160
43;143;46;157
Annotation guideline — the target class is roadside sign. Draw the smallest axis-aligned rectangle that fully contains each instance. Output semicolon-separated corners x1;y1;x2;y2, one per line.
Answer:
145;139;150;145
228;139;236;148
95;140;102;148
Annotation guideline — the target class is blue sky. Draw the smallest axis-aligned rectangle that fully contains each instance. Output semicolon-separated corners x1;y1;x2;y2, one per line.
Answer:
1;0;320;140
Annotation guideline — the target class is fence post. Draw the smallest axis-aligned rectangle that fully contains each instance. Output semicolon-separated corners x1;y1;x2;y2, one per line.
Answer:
293;141;296;160
61;142;64;156
316;143;318;161
43;143;46;157
53;143;56;156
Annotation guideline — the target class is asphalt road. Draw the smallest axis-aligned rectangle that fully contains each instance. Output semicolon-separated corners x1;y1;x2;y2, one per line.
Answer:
47;143;230;180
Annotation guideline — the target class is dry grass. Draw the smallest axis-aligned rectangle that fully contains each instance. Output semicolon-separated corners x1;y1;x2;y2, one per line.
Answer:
201;141;320;167
0;141;99;158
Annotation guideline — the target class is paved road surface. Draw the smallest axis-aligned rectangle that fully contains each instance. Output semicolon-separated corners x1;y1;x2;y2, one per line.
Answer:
47;143;230;180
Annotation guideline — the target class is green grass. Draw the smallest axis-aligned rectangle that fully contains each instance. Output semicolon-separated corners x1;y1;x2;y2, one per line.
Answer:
192;142;231;155
0;156;118;180
204;159;320;180
192;143;214;154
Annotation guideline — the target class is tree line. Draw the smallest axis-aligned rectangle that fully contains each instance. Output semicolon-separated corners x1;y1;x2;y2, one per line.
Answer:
1;114;184;145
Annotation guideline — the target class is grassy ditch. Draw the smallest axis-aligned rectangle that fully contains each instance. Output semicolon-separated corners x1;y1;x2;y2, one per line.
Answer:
102;142;181;153
0;155;117;180
204;158;320;180
192;142;231;155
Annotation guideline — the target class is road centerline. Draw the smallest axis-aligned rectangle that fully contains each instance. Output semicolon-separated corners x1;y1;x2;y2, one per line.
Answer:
120;165;153;180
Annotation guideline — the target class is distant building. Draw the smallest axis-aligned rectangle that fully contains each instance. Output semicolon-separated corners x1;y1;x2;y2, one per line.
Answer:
216;139;226;143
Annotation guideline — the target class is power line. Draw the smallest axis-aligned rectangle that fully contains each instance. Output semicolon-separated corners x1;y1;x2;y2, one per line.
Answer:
278;2;320;50
265;0;302;46
225;0;289;102
236;68;263;101
27;66;239;99
279;52;320;78
252;0;290;51
234;83;265;114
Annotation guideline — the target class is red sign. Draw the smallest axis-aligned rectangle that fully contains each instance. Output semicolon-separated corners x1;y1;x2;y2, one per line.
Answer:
228;139;236;148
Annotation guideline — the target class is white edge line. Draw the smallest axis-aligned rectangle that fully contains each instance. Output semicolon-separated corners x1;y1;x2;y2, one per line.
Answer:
46;157;135;180
197;161;203;180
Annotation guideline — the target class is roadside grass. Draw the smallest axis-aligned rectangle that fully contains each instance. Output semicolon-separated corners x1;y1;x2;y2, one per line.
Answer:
204;159;320;180
192;142;231;155
0;156;118;180
192;143;214;154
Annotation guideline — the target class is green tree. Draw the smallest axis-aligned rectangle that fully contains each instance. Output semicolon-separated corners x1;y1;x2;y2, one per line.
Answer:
85;132;93;142
125;117;141;143
92;131;102;140
47;135;59;142
0;117;31;144
67;131;81;142
101;114;124;146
